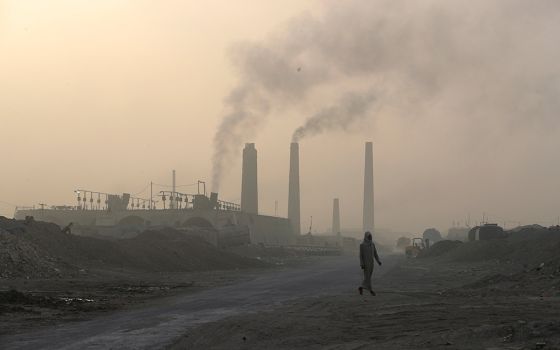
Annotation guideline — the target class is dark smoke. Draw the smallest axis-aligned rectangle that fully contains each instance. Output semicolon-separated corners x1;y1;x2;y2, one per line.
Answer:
212;0;560;190
211;85;269;192
292;92;376;143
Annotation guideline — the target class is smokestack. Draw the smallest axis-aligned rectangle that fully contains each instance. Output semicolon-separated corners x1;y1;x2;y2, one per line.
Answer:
332;198;340;235
288;142;301;235
363;142;374;233
241;143;258;214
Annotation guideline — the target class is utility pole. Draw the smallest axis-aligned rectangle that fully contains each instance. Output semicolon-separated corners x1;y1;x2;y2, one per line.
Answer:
150;181;153;210
198;180;206;196
39;203;46;218
171;170;176;209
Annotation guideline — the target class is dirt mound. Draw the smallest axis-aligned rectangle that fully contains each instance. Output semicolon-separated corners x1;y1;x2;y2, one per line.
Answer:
0;228;78;278
430;227;560;265
458;257;560;297
0;217;265;278
431;226;560;296
418;240;463;258
116;228;264;271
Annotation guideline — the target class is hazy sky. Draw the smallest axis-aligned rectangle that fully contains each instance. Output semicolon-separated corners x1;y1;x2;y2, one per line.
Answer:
2;0;560;234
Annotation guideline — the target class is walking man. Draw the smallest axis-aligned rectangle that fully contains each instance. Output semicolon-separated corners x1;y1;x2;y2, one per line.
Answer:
359;231;382;296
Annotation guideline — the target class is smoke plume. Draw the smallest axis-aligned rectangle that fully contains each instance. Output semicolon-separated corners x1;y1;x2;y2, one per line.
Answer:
212;0;560;190
292;92;376;142
211;85;269;192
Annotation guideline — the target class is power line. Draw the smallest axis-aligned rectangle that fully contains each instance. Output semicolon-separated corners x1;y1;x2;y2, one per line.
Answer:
176;183;198;188
131;183;150;196
151;182;198;188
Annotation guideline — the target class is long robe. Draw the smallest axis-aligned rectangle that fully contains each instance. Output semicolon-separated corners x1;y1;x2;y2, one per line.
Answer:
360;238;381;291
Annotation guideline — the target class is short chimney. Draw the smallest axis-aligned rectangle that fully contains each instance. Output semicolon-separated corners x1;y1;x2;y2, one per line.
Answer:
332;198;341;235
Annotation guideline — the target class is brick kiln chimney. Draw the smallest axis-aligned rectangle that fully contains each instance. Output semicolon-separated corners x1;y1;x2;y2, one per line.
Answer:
288;142;301;235
332;198;341;235
363;142;374;234
241;143;258;214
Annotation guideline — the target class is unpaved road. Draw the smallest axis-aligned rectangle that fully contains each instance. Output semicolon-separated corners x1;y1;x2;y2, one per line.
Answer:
171;257;560;350
1;254;399;349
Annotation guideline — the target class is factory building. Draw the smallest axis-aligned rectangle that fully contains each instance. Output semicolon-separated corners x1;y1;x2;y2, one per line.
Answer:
15;141;374;249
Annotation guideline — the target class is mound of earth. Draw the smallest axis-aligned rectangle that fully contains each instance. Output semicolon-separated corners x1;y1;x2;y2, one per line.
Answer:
423;227;560;266
117;228;265;272
0;217;265;278
457;256;560;297
420;226;560;297
418;240;463;258
0;227;78;278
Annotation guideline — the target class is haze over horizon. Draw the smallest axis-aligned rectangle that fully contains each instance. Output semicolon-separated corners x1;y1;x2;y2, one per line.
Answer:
2;0;560;234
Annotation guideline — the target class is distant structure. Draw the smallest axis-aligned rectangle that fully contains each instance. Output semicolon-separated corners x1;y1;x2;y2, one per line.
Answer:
241;143;258;214
468;224;506;241
15;140;379;249
288;142;301;235
332;198;341;235
15;146;294;245
422;228;442;244
362;142;374;234
447;226;469;241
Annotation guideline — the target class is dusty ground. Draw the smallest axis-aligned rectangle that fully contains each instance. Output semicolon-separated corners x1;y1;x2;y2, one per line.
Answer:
0;268;264;337
3;230;560;349
0;255;377;349
0;218;285;337
171;257;560;350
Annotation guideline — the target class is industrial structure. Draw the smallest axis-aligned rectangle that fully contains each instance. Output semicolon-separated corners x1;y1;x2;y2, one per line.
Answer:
332;198;341;235
241;143;258;214
15;144;292;246
363;141;374;234
15;141;374;249
288;142;301;235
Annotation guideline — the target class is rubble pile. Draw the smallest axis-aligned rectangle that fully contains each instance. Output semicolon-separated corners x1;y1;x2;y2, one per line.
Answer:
0;228;76;278
0;217;264;279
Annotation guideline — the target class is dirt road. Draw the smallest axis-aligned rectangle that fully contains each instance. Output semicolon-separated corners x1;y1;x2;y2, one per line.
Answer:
1;254;398;349
171;256;560;350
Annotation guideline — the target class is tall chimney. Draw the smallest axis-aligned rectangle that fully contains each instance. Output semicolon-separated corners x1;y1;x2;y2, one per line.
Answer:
288;142;301;235
332;198;340;235
363;142;374;233
241;143;258;214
